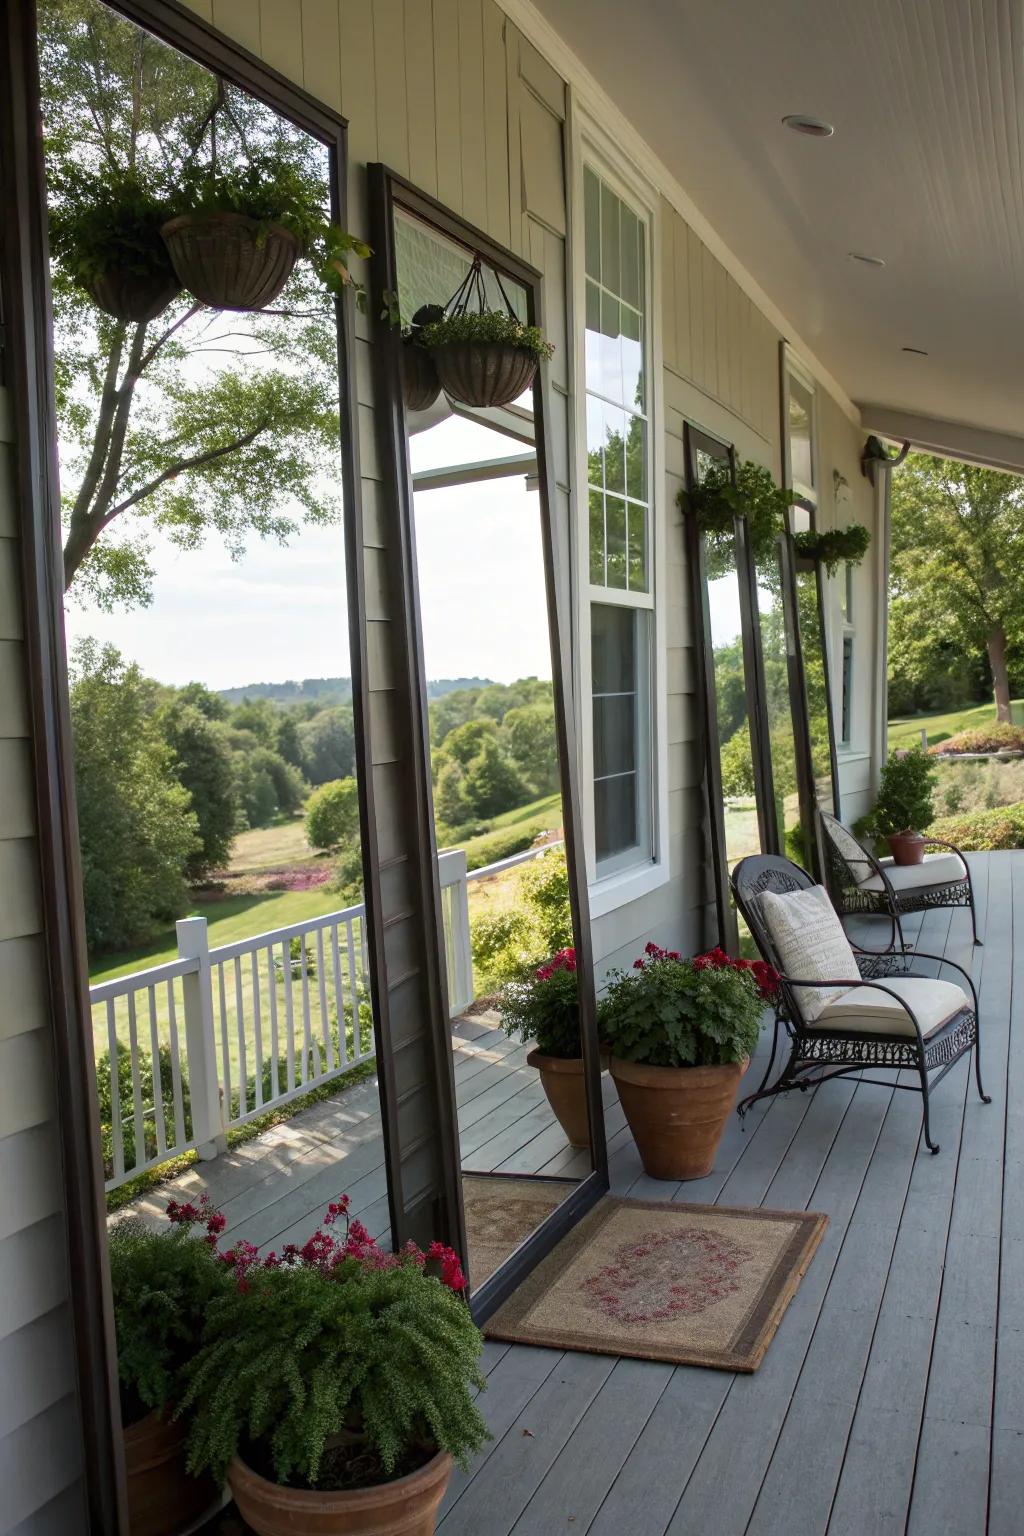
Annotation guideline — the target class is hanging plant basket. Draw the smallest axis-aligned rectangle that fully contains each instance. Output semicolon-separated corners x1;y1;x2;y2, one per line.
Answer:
402;337;442;412
420;255;554;409
80;266;183;324
792;523;871;576
161;211;301;312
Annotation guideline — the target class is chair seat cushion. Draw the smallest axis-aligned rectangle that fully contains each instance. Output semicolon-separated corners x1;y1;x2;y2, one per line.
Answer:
810;976;970;1038
858;851;967;894
758;884;858;1021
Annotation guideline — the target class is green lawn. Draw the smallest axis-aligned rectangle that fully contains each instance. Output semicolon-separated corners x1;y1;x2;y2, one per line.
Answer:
888;699;1022;749
226;814;319;874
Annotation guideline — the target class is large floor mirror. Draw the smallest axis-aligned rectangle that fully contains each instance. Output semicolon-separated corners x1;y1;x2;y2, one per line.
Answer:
369;168;606;1304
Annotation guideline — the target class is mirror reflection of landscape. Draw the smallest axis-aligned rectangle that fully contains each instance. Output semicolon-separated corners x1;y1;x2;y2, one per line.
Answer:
395;204;590;1291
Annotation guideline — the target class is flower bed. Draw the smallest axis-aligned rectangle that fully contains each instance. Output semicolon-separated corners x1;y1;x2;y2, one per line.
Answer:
929;723;1024;755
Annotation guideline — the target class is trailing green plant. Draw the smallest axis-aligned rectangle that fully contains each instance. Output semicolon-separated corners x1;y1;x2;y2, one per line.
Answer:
182;1197;487;1490
929;723;1024;755
174;154;370;300
793;523;871;576
862;747;937;837
107;1197;229;1423
420;308;555;360
48;166;176;289
679;459;791;572
498;948;580;1058
598;944;776;1068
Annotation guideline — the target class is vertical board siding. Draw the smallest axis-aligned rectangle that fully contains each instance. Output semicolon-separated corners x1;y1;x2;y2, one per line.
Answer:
404;0;438;196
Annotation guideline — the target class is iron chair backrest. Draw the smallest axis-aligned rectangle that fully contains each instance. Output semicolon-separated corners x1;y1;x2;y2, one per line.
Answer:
819;809;887;903
731;853;820;1031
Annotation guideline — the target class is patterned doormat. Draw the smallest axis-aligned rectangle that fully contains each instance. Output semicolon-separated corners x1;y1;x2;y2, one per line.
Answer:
484;1196;828;1371
463;1174;579;1288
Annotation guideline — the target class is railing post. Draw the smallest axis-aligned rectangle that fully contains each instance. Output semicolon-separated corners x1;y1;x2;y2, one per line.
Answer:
445;850;474;1016
177;916;226;1160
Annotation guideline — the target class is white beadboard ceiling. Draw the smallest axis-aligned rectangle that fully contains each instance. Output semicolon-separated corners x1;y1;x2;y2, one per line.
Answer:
535;0;1024;442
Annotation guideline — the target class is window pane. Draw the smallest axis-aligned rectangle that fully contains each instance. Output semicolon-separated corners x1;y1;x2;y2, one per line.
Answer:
621;304;643;412
593;695;636;777
595;775;637;861
600;182;621;295
600;290;623;405
842;636;854;743
602;402;627;496
592;603;637;692
592;605;651;869
586;394;605;488
625;414;646;503
584;166;602;282
627;503;648;592
620;202;640;309
589;487;605;584
789;374;815;494
605;497;628;590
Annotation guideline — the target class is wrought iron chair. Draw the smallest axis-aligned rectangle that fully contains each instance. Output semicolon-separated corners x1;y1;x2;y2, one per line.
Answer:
731;854;989;1154
819;810;981;950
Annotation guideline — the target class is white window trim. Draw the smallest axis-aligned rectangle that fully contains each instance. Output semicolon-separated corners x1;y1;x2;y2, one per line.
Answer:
780;342;820;513
567;91;669;918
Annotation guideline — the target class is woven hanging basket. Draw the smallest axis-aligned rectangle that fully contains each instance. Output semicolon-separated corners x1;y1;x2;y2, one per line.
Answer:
402;338;442;412
430;340;538;408
161;211;301;311
81;266;182;324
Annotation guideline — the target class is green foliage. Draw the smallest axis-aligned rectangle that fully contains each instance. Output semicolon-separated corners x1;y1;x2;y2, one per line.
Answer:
71;641;200;952
680;459;791;573
501;702;560;795
463;828;535;871
48;164;176;287
297;706;356;785
928;803;1024;851
929;723;1024;755
304;777;359;851
793;523;871;576
108;1216;229;1421
864;748;937;836
469;908;533;987
435;760;472;827
421;309;555;360
499;955;580;1058
598;954;764;1068
182;1259;488;1488
519;848;573;954
96;1039;192;1179
470;847;571;988
158;700;238;877
719;726;756;798
437;717;498;769
462;736;528;819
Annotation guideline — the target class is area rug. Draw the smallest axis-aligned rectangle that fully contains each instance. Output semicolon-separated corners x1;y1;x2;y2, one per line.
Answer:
463;1174;579;1287
483;1196;828;1372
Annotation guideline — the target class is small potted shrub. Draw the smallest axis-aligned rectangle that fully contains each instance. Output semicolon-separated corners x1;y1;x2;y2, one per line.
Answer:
162;154;369;312
499;947;589;1149
49;168;182;322
182;1196;487;1535
865;747;937;865
599;944;777;1180
107;1197;229;1536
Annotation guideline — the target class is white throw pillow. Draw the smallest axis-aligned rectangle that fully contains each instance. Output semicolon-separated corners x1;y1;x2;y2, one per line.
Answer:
758;884;858;1021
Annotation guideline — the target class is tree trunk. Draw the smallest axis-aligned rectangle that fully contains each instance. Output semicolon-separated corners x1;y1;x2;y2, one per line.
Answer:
987;626;1012;722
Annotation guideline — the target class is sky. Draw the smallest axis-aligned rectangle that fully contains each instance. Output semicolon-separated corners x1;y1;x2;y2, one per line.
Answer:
63;416;555;692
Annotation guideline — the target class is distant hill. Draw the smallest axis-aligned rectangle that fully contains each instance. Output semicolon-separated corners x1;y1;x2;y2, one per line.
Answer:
217;675;492;707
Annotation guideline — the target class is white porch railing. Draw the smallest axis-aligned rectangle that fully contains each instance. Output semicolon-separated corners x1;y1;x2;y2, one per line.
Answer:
91;840;562;1191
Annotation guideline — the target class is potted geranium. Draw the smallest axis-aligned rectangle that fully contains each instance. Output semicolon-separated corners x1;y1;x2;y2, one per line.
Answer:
599;944;777;1179
863;746;937;865
182;1196;487;1536
107;1196;229;1536
498;947;589;1149
48;167;182;323
162;154;369;312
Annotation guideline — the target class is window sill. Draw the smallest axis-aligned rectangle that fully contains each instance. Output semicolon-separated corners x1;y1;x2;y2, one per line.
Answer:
588;857;671;919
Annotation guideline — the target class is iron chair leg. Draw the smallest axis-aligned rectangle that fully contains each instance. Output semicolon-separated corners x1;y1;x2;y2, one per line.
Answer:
974;1032;992;1105
918;1060;940;1154
968;883;983;946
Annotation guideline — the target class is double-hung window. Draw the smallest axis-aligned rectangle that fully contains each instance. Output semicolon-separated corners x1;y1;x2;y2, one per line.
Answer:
582;162;657;882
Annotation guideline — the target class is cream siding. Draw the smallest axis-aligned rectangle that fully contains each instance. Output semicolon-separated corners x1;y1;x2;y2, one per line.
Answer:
0;391;87;1534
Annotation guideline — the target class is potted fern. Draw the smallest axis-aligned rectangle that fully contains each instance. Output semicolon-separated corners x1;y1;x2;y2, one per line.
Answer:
162;154;369;312
49;167;182;323
107;1198;229;1536
498;947;589;1149
182;1197;487;1535
599;945;777;1179
420;254;554;408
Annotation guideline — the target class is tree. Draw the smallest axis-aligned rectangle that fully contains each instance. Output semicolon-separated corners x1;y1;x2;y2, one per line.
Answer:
274;711;304;769
305;777;359;851
297;706;355;785
502;703;560;794
158;700;238;878
438;718;498;771
890;453;1024;720
70;642;199;952
463;737;528;818
435;760;471;828
38;0;345;610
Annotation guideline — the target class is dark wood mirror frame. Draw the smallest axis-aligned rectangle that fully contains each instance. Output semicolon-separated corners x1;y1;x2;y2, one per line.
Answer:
366;164;609;1319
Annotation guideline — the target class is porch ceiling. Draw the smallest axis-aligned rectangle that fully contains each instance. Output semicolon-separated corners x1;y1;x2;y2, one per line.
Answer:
533;0;1024;443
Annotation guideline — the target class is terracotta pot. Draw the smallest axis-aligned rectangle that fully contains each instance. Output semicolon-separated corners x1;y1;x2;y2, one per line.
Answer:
430;340;538;408
161;212;301;312
609;1055;749;1180
527;1048;589;1149
227;1449;453;1536
123;1409;220;1536
888;830;926;866
82;266;182;323
402;338;442;412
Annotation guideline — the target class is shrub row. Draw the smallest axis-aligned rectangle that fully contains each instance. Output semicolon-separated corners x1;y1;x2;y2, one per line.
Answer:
928;803;1024;852
929;723;1024;755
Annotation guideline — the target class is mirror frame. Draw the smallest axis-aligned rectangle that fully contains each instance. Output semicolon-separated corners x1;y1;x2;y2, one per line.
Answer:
366;165;608;1318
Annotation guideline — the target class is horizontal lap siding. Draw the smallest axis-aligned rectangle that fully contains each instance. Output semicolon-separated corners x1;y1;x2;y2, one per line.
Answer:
0;395;86;1533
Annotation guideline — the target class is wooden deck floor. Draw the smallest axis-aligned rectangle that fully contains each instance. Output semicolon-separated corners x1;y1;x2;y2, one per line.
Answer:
440;852;1022;1536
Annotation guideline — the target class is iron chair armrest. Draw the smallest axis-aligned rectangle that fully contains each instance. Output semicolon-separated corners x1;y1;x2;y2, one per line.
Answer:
919;836;970;862
876;947;980;1015
775;972;928;1049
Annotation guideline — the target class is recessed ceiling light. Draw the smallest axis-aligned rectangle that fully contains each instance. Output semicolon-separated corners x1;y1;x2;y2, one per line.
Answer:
902;345;929;355
782;114;834;137
849;251;886;267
